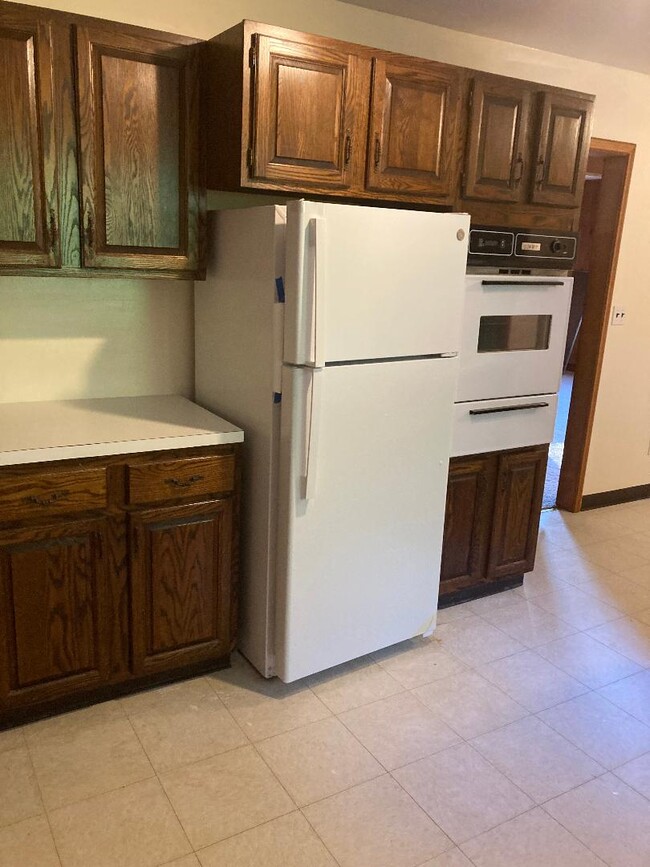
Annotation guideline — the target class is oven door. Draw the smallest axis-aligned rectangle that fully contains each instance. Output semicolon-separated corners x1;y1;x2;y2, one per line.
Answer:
457;275;572;402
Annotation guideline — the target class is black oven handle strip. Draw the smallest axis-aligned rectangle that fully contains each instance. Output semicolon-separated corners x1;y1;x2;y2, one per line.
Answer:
480;280;566;287
469;402;550;416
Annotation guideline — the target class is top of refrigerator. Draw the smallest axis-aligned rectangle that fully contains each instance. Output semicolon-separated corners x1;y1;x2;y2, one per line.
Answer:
281;201;470;367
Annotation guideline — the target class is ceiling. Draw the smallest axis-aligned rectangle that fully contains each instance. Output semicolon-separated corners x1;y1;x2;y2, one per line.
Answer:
339;0;650;75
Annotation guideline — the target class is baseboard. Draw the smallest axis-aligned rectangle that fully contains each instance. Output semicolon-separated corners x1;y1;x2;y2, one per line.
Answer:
581;484;650;510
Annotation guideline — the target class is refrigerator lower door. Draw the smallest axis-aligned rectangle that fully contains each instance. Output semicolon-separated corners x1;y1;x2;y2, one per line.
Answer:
274;357;457;682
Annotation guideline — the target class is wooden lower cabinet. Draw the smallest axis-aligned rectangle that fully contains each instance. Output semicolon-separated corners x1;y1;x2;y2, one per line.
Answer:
0;445;239;725
440;445;548;605
130;500;233;676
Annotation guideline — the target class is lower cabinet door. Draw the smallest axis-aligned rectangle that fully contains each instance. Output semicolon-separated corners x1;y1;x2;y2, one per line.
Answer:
440;454;496;597
0;518;110;710
130;499;232;676
487;445;548;579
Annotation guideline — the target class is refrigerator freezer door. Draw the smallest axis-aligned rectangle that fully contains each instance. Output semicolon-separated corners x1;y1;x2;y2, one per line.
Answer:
274;357;457;682
283;201;470;365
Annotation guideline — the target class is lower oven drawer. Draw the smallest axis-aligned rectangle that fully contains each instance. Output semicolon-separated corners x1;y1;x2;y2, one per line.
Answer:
452;394;558;457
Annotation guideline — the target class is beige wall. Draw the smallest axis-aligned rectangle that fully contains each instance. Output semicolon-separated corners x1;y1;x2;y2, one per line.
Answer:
12;0;650;494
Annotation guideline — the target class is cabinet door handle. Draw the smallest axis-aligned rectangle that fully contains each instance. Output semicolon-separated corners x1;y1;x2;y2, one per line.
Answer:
164;474;205;488
85;209;94;249
24;490;70;506
535;156;545;189
469;402;549;416
344;130;352;165
374;134;381;167
513;154;524;187
48;208;58;253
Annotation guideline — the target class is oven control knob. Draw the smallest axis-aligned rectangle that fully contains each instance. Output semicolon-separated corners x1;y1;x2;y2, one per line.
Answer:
551;239;566;255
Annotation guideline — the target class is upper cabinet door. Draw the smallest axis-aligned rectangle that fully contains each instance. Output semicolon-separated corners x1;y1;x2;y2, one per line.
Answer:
0;16;59;268
531;92;593;207
250;34;370;190
365;57;461;198
75;27;202;272
464;77;532;203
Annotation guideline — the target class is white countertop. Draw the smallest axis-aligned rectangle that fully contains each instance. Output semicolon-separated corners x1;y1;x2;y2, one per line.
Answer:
0;395;244;467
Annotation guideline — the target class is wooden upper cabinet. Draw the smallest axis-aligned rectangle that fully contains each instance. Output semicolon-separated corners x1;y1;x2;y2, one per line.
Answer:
464;76;532;203
75;26;202;272
250;34;370;190
0;13;59;268
365;57;461;198
531;91;593;207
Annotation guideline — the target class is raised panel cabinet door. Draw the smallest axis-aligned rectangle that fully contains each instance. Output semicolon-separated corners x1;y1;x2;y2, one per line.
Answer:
366;57;462;198
463;77;532;203
0;13;60;268
75;26;202;272
250;34;370;190
531;92;593;207
0;518;109;711
487;445;548;580
130;499;233;676
440;454;496;598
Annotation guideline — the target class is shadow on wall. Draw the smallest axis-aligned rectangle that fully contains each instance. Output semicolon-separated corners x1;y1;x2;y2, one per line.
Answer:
0;276;195;406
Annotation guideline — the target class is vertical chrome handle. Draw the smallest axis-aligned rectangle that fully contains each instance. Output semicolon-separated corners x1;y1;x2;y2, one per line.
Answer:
301;368;323;501
309;217;327;369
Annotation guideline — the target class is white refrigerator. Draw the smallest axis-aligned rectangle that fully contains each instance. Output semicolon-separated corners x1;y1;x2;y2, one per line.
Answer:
195;200;469;682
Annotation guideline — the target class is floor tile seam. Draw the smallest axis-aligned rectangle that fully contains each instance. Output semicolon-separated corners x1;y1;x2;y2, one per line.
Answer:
120;679;230;721
121;719;194;859
21;743;64;867
296;806;345;866
573;583;650;617
536;782;618;866
310;675;407;714
584;625;650;667
434;621;529;669
526;711;613;771
522;591;623;631
334;695;463;771
529;639;645;691
465;721;605;805
588;683;650;731
609;758;650;804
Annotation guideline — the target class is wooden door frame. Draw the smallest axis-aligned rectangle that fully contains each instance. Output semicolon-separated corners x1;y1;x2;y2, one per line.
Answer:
556;138;635;512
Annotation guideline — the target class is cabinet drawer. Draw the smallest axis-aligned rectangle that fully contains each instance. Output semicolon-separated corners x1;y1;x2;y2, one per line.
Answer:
127;454;235;505
0;467;108;524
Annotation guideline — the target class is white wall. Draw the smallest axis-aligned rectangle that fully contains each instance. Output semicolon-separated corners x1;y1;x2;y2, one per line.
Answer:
12;0;650;494
0;277;194;402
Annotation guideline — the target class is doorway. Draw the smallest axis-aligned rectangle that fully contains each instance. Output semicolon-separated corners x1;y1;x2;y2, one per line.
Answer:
543;138;635;512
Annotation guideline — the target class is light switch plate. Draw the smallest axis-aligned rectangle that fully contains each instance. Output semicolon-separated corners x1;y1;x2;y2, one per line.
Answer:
611;305;627;325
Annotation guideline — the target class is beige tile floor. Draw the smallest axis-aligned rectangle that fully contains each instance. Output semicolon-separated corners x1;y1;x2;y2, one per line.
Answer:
1;499;649;866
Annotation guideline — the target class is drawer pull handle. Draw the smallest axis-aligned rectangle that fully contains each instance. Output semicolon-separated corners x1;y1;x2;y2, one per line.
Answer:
24;490;70;506
164;474;204;488
469;402;549;416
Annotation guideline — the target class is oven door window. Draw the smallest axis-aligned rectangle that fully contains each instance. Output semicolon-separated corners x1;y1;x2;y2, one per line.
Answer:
477;314;552;352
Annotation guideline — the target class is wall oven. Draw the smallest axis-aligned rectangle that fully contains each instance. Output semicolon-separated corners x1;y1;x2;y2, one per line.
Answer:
453;226;576;457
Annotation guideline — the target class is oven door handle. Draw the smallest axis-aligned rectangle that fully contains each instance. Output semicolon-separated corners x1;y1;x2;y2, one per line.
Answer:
469;402;550;416
480;280;566;287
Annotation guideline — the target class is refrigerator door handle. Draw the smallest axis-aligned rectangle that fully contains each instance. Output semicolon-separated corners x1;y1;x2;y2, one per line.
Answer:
309;217;327;369
301;368;323;500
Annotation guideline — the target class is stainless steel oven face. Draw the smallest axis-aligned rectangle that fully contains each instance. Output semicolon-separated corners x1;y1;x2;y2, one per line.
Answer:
456;275;573;403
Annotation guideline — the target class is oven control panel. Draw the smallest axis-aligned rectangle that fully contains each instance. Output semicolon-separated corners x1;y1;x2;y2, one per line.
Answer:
468;226;578;270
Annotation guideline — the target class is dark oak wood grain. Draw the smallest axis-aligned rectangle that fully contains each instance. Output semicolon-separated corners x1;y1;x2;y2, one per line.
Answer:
75;25;202;272
463;75;532;204
487;445;548;579
531;91;593;208
0;443;240;725
130;499;232;675
0;517;110;708
365;56;462;198
0;12;59;268
127;454;235;506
